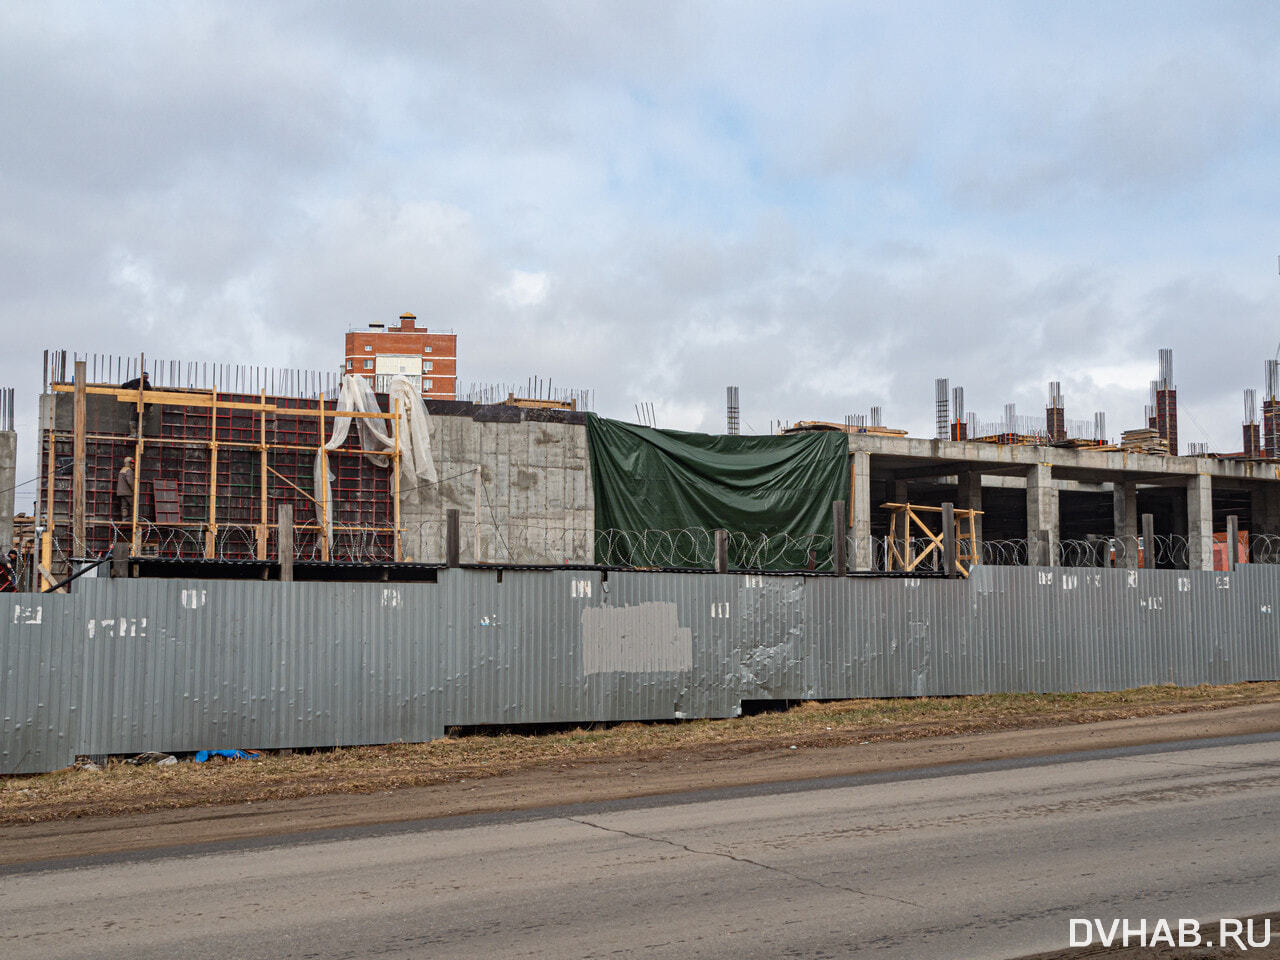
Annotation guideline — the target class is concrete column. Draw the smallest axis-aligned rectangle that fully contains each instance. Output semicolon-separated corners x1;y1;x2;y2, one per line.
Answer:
0;429;14;555
1187;473;1213;571
1025;463;1058;566
851;451;871;571
957;471;983;555
1113;480;1138;569
1251;485;1280;537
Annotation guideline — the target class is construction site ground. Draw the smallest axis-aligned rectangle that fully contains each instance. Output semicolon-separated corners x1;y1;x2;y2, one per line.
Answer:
4;683;1280;868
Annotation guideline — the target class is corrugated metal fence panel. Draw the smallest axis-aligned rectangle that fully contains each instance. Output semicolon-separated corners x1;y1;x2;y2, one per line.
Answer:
6;565;1280;774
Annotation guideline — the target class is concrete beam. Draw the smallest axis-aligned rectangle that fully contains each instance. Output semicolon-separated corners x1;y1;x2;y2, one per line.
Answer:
1187;474;1213;571
1026;463;1058;566
847;432;1280;485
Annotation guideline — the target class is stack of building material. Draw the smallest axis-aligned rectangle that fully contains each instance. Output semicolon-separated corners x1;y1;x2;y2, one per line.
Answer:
1120;428;1168;455
1051;437;1119;451
783;420;909;437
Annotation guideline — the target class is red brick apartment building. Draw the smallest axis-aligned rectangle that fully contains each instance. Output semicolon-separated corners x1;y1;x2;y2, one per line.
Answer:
343;313;457;400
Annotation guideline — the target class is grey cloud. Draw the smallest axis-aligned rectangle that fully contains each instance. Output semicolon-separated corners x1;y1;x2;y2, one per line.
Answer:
2;3;1275;497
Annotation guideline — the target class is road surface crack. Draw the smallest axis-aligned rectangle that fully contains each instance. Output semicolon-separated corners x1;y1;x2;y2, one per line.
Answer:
564;815;921;908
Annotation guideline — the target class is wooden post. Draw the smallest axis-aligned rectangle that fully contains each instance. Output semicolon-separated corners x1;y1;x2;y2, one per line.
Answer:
111;542;129;579
1142;513;1155;570
205;386;218;559
832;500;847;576
848;457;855;528
941;502;957;577
392;397;402;562
473;467;482;562
257;389;267;560
1227;514;1239;571
278;504;294;582
318;394;330;562
72;360;86;555
131;353;145;555
446;508;461;567
40;530;53;592
902;503;914;568
714;528;728;573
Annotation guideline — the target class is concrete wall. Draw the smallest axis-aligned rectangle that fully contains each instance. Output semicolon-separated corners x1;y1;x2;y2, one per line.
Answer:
0;430;14;550
401;405;593;564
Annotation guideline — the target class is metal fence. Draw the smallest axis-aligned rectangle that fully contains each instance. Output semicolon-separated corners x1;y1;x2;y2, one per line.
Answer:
4;563;1280;775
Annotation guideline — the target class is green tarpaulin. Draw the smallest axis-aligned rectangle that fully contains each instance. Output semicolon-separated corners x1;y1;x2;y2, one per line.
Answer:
586;414;849;569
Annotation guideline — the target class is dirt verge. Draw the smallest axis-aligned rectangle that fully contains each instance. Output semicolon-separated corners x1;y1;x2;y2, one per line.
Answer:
4;685;1280;867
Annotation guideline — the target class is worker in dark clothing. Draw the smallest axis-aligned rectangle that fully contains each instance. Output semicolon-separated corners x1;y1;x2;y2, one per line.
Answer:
0;550;18;592
121;371;151;391
117;456;135;522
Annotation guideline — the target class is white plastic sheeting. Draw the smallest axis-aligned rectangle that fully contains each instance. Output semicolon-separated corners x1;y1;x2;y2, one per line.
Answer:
314;375;438;536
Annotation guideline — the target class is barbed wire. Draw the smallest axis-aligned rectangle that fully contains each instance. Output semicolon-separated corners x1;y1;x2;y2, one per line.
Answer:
29;522;1280;579
1249;534;1280;564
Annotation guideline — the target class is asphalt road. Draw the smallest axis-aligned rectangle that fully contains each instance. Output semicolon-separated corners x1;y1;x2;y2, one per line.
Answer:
5;735;1280;960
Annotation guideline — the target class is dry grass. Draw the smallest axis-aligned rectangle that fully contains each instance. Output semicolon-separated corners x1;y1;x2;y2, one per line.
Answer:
4;682;1279;826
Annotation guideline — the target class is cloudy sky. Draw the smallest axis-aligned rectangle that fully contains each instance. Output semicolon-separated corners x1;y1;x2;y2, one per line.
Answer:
3;2;1278;503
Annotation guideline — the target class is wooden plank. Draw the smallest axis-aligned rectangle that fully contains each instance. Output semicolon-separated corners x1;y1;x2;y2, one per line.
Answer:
53;383;390;418
881;502;984;515
278;504;293;582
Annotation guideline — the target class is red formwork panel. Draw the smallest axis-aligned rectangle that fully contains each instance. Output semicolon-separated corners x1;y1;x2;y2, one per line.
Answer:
41;390;397;564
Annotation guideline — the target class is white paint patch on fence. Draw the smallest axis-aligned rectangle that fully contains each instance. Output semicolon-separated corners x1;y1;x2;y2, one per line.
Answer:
581;602;693;675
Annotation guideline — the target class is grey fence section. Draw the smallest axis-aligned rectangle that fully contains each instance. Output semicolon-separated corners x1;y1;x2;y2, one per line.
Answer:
4;566;1280;775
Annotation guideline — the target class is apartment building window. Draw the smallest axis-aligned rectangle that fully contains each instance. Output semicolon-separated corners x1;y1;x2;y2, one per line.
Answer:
346;360;352;370
423;346;432;353
423;379;433;391
424;361;433;371
363;359;373;369
364;345;373;351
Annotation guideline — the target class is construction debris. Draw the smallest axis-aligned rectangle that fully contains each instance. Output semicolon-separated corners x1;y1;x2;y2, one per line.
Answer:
125;751;178;766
